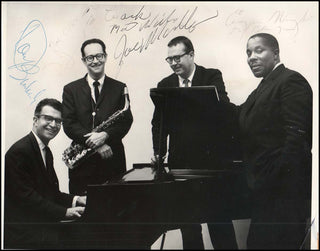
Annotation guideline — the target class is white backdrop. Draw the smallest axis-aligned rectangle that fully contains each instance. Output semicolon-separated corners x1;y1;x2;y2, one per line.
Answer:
2;1;318;248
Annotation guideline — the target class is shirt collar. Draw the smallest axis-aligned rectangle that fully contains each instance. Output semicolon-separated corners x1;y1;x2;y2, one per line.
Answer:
178;64;196;86
264;62;283;80
87;74;105;88
32;130;47;150
272;62;282;71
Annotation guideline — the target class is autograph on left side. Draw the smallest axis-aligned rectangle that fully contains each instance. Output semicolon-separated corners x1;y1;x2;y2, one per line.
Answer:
8;20;47;105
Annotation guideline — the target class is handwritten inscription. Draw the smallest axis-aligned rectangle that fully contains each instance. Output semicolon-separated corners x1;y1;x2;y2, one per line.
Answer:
225;9;312;38
105;6;218;65
8;20;47;105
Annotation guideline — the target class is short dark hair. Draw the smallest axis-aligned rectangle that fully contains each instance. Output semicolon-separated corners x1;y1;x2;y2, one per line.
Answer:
168;36;194;53
81;38;106;58
34;98;62;116
249;33;279;53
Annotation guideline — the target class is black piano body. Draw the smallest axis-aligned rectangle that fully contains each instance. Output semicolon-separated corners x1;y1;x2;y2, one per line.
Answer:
59;87;250;249
60;165;250;249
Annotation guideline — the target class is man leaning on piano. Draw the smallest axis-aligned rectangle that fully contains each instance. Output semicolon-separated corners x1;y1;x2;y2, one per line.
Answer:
151;36;239;250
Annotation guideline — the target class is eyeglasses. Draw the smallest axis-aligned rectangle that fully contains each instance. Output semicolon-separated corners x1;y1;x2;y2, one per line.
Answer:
83;53;106;63
165;52;188;64
37;114;63;125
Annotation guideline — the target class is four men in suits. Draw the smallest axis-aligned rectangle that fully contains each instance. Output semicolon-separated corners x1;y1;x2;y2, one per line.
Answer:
151;36;238;249
5;34;313;249
62;38;133;195
4;98;86;249
240;33;312;249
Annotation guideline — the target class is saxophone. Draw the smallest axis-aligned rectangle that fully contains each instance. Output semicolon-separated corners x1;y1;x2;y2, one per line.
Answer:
62;87;130;169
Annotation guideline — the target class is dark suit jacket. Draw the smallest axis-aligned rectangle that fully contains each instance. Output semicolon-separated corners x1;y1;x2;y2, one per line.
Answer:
151;64;238;169
62;74;133;180
4;132;74;246
239;64;312;199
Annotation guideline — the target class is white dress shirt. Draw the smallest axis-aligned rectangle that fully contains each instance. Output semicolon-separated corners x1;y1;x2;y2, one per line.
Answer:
31;131;78;207
178;64;196;87
87;74;105;103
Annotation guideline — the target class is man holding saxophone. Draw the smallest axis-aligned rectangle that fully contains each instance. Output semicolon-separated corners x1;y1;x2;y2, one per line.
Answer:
62;38;133;195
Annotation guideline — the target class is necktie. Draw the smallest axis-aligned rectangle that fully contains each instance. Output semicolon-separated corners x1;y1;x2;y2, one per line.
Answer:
93;81;100;103
45;146;57;184
182;79;189;87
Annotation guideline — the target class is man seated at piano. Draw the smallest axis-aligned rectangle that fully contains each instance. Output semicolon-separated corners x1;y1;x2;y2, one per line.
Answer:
4;98;87;249
151;36;238;249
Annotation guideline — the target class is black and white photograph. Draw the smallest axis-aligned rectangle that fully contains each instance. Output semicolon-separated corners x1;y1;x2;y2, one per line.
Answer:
1;1;318;249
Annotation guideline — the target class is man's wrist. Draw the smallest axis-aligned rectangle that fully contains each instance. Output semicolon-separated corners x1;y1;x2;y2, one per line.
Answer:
72;196;79;207
101;131;109;141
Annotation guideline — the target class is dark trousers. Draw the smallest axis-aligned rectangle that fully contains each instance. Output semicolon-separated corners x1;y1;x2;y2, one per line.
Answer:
69;176;90;195
247;198;310;249
180;221;238;250
208;221;238;249
180;224;204;249
4;222;60;249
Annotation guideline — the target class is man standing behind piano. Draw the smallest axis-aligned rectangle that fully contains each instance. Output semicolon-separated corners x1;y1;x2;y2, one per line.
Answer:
4;98;86;249
240;33;312;249
151;36;238;249
62;38;133;195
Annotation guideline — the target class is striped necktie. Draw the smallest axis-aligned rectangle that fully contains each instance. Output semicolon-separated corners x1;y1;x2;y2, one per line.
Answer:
183;79;189;87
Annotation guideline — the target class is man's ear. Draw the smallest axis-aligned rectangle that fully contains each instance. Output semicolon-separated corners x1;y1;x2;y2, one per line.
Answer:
33;116;38;126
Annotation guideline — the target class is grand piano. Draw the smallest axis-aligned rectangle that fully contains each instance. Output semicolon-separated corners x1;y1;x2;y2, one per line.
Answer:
59;87;250;249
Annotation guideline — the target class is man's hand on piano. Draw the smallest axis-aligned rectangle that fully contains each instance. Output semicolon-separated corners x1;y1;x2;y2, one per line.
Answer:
96;144;113;159
65;206;85;220
76;196;87;206
151;154;166;165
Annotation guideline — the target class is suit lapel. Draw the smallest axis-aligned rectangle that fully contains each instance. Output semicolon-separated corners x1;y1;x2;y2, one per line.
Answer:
80;74;94;103
190;64;201;86
240;64;286;127
254;64;285;100
28;132;57;184
28;132;48;176
170;74;179;87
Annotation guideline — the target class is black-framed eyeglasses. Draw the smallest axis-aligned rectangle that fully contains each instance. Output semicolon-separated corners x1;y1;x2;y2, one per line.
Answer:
83;53;106;63
37;114;63;125
165;52;188;64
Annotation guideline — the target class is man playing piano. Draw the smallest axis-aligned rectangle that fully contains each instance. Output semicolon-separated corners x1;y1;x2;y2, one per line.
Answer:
4;98;86;249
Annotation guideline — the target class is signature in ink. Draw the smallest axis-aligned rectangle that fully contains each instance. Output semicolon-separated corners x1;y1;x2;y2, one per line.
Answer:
112;6;219;65
225;9;312;39
225;9;267;38
120;5;151;21
8;20;47;105
268;10;311;36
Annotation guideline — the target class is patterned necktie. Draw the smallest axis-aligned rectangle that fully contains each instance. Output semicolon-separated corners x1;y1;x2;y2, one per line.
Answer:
93;81;100;103
45;146;57;184
183;79;189;87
